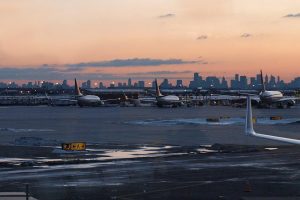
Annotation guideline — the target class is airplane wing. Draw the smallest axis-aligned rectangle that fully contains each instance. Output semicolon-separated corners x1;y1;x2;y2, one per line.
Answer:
57;99;77;102
274;96;299;103
47;96;78;106
205;94;261;102
139;97;157;104
245;96;300;145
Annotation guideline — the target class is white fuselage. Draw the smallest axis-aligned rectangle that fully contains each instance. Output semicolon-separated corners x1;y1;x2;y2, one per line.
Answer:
156;95;181;106
259;90;283;103
77;95;102;106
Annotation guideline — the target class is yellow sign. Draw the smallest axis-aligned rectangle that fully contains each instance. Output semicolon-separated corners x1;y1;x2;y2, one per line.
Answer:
62;142;86;151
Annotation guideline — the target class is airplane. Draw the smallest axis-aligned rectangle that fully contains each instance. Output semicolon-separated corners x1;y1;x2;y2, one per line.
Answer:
210;70;298;108
245;95;300;144
155;79;183;107
253;70;297;108
74;79;103;107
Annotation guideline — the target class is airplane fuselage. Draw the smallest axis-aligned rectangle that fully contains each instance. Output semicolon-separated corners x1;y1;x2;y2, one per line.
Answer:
156;95;181;107
259;90;283;103
77;95;102;107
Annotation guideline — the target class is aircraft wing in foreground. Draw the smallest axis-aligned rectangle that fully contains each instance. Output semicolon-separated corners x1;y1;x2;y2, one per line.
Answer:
245;96;300;145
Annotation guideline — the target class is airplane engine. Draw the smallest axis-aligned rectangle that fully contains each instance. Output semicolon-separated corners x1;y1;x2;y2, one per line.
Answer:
287;100;296;107
276;100;295;108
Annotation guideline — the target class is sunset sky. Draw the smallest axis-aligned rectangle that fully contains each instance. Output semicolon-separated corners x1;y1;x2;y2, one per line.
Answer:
0;0;300;84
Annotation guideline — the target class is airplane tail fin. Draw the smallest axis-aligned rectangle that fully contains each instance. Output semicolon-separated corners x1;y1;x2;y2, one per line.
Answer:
122;91;129;101
74;78;83;96
260;70;266;92
245;96;255;136
155;79;163;97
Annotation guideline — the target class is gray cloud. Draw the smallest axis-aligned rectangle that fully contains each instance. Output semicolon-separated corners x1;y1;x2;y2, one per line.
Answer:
241;33;252;38
196;35;208;40
0;57;207;80
0;66;65;80
67;58;198;68
0;66;114;80
0;66;194;81
284;13;300;18
158;13;176;18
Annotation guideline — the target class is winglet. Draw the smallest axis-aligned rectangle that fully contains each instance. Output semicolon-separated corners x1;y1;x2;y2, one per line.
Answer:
74;78;83;96
245;96;255;136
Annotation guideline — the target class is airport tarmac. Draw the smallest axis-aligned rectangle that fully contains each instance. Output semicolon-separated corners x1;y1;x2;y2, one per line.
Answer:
0;105;299;145
0;106;299;199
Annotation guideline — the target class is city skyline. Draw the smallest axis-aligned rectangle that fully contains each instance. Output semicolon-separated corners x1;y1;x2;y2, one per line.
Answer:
0;1;300;81
1;72;300;90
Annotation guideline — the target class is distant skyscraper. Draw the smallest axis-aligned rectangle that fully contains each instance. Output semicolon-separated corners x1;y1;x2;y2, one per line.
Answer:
128;78;132;87
194;73;200;82
221;77;228;88
176;80;183;88
62;80;68;89
189;72;202;88
27;82;33;88
256;74;262;89
206;76;221;88
99;82;104;88
87;80;91;88
138;81;145;88
110;82;115;88
152;80;156;88
160;79;170;88
269;75;276;88
250;77;256;88
235;74;239;82
265;75;269;85
240;76;247;89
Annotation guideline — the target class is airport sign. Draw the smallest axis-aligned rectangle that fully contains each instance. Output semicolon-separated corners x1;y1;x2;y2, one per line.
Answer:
62;142;86;151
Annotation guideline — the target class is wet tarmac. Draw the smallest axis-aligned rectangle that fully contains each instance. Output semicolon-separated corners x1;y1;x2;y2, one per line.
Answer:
0;106;299;199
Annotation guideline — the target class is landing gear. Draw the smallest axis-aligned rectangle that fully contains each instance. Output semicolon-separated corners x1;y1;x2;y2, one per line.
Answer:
172;103;179;108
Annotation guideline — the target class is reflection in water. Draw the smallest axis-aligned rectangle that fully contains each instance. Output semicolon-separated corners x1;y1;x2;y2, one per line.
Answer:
127;117;300;126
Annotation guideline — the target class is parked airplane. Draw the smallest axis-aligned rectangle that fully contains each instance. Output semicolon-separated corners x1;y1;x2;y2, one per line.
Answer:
75;79;103;107
248;70;297;108
245;96;300;144
155;79;182;107
213;70;298;108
